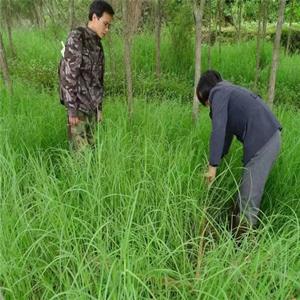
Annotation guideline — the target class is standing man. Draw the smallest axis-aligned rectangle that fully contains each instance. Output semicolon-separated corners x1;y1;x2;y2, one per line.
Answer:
197;70;282;237
59;1;114;150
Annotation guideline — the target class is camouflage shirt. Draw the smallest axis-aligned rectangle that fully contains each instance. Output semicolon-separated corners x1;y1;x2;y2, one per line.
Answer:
59;26;104;117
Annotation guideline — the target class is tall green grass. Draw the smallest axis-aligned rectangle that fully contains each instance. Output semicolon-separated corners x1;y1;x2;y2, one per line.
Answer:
2;28;300;106
0;80;299;298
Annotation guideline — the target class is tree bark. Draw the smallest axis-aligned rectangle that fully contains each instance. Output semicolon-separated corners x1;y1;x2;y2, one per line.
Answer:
207;0;212;69
217;0;222;61
237;0;242;43
155;0;162;79
1;0;16;56
122;0;141;118
106;0;117;81
254;0;263;91
124;36;133;117
285;0;294;55
69;0;75;30
6;18;15;57
262;0;269;45
267;0;286;108
123;0;133;118
0;31;13;94
33;4;41;27
193;0;206;122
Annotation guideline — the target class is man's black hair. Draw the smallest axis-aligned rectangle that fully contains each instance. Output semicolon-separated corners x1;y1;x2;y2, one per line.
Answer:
89;0;114;20
196;70;222;106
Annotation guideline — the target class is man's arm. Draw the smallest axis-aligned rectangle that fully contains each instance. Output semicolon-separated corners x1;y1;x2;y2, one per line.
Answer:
61;30;83;118
97;43;105;118
222;131;234;158
209;90;230;167
204;89;231;184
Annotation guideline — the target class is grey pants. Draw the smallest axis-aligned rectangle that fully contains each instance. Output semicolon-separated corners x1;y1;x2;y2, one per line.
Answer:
237;130;281;226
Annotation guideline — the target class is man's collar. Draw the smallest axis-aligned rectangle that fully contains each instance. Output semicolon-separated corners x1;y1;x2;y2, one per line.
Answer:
85;26;101;42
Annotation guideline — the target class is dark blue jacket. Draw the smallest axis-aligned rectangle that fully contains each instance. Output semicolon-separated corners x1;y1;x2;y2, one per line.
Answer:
209;81;282;166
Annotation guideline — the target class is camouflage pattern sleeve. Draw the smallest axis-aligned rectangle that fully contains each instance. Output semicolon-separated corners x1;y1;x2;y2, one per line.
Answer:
62;30;83;117
97;42;105;112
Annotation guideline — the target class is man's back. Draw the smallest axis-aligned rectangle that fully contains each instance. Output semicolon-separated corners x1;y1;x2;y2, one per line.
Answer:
209;82;281;165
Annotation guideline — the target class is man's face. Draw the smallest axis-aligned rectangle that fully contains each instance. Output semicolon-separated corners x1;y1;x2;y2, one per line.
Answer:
93;12;113;38
198;91;210;107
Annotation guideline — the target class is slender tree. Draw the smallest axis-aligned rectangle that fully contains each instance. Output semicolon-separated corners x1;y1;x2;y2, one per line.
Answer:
262;0;269;44
42;0;67;27
0;31;13;94
216;0;222;61
0;0;16;56
122;0;141;118
106;0;117;81
193;0;206;122
268;0;286;108
69;0;75;30
237;0;242;43
207;0;212;69
285;0;295;55
33;2;41;27
44;0;56;22
254;0;263;91
154;0;162;79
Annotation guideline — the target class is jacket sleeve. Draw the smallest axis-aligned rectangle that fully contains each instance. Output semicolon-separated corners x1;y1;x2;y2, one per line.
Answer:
62;30;82;117
209;89;231;166
98;43;105;112
222;131;234;158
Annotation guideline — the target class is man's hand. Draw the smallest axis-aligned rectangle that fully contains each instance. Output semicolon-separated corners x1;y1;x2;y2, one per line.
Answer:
97;110;103;123
204;165;217;184
68;116;80;126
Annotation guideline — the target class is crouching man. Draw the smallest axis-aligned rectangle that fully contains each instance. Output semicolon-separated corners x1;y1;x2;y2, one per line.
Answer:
197;70;282;237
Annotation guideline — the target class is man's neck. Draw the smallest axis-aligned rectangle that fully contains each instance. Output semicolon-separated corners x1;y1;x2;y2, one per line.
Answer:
87;22;98;36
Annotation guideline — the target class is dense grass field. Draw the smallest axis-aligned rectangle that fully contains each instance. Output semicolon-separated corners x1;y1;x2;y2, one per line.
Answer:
0;28;300;299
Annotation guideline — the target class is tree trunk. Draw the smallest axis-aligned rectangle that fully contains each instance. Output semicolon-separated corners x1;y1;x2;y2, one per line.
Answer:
237;0;242;43
155;0;162;79
123;0;134;118
217;0;222;61
285;0;294;55
254;0;263;91
267;0;286;108
124;38;133;117
2;0;16;56
33;4;40;27
106;0;117;81
45;0;56;21
262;0;269;45
207;0;212;69
122;0;141;118
69;0;75;30
0;32;13;94
32;1;44;27
6;18;15;57
193;0;206;122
